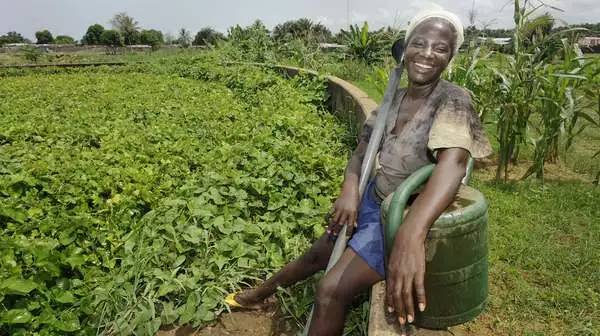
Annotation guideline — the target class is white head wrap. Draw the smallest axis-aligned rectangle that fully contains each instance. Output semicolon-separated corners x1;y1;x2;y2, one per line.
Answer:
404;5;465;58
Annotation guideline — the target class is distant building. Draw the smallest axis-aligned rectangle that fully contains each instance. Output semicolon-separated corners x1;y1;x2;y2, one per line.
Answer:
318;43;346;52
579;36;600;48
476;37;512;46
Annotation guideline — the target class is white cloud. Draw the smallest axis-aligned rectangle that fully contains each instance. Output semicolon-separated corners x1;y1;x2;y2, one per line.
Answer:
315;15;333;26
351;11;368;25
2;0;599;39
378;8;392;18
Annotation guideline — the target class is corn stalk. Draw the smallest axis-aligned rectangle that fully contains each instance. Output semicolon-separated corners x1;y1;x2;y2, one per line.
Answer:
490;0;594;181
444;47;495;122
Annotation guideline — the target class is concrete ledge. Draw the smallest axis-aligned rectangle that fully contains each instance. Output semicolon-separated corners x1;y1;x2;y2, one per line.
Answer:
369;282;453;336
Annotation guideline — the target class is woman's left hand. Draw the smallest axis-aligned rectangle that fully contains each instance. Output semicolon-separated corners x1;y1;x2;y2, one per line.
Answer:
386;227;427;334
385;148;470;334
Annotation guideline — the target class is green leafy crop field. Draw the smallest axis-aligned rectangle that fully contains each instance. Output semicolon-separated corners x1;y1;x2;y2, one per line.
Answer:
1;54;599;336
0;65;349;334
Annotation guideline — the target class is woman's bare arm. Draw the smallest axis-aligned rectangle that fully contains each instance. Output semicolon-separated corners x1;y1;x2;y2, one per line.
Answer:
386;147;470;328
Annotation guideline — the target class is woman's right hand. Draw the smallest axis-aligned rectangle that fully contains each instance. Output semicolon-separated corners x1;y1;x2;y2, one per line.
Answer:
326;183;360;240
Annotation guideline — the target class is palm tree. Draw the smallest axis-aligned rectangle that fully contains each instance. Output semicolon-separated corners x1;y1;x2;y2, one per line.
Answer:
272;18;332;43
193;27;225;47
341;22;385;64
109;12;140;45
177;28;192;48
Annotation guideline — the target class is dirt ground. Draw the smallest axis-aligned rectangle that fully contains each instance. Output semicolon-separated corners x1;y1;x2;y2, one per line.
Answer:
156;310;502;336
474;155;594;183
157;310;297;336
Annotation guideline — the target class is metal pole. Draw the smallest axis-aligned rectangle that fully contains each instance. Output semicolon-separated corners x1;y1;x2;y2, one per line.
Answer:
347;0;350;29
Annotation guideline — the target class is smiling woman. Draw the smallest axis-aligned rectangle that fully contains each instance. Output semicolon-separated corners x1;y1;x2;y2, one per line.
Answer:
404;19;456;85
227;6;491;336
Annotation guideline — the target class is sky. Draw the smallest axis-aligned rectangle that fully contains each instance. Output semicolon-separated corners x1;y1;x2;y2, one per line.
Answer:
1;0;599;41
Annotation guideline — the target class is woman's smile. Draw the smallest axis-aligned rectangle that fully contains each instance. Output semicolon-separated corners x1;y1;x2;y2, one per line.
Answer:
413;62;434;71
403;19;455;86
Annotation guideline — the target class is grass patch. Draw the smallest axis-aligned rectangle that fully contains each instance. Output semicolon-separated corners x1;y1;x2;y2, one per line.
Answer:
451;175;600;335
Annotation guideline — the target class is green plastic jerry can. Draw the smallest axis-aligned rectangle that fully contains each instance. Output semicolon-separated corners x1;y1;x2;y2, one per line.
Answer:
380;163;489;329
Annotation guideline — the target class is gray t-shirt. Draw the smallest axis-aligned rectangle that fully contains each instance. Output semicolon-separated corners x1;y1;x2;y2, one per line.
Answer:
345;80;492;199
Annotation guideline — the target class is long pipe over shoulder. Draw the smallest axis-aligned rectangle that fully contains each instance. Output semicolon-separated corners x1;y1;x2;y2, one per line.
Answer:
329;63;403;271
301;58;405;335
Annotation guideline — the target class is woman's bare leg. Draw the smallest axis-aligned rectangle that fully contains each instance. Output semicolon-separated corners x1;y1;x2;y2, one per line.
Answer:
308;248;382;336
234;235;335;306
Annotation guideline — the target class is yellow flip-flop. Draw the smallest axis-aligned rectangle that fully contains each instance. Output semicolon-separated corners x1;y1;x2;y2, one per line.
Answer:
224;292;275;311
225;292;244;308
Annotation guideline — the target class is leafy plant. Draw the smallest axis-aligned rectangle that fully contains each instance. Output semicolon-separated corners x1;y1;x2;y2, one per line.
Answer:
225;20;275;63
35;29;54;44
486;0;596;181
341;22;386;64
53;35;74;45
177;28;192;48
193;27;226;47
20;45;42;62
82;24;105;45
140;29;164;50
272;18;332;44
110;12;140;45
444;47;496;122
0;60;349;335
0;31;27;46
101;29;123;54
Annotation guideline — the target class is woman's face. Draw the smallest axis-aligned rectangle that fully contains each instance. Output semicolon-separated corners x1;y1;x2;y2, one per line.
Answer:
404;19;455;86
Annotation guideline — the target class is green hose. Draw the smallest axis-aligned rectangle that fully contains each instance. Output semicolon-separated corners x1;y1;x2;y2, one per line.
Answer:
384;164;435;256
384;157;475;256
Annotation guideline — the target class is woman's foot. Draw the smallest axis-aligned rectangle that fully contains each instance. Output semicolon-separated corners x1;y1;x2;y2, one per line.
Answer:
229;288;275;310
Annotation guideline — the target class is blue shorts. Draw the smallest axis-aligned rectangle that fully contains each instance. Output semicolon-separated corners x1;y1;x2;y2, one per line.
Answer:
347;181;386;278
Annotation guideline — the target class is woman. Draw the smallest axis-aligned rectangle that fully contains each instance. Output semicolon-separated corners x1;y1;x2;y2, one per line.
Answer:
226;8;492;335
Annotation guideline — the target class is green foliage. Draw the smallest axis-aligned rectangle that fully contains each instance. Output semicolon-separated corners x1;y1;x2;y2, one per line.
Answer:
82;24;105;45
177;28;192;48
0;31;27;46
100;29;123;54
20;45;42;63
35;30;54;44
227;20;270;42
110;12;140;45
444;47;496;122
140;29;164;49
341;22;386;64
225;20;275;63
272;18;332;44
101;30;123;46
482;0;596;181
53;35;74;44
193;27;225;47
470;176;600;335
0;60;348;335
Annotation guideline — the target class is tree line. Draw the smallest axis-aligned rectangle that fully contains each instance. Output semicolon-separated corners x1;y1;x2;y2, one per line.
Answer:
0;13;329;48
1;11;598;51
